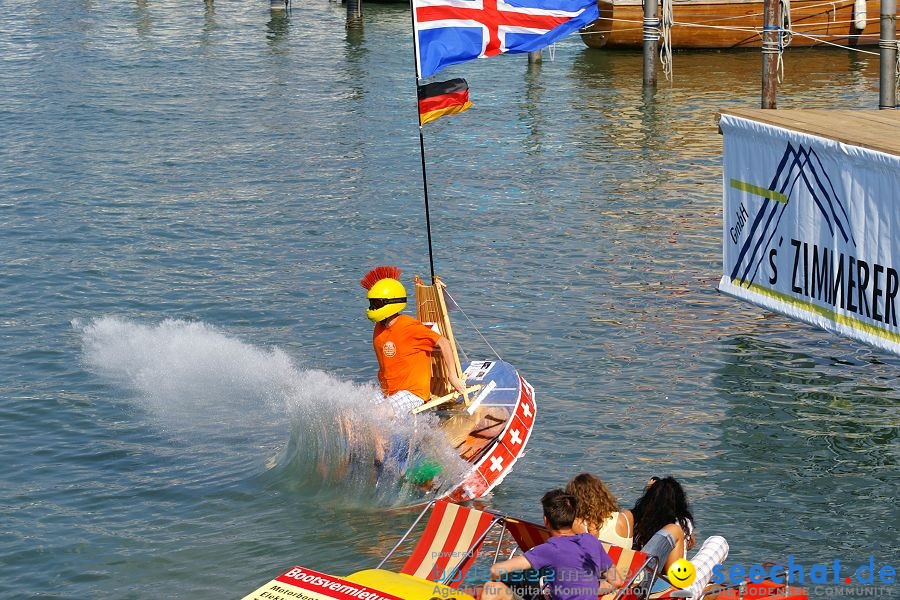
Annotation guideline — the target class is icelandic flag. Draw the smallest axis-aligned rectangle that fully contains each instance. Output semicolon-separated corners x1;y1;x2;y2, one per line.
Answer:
413;0;600;79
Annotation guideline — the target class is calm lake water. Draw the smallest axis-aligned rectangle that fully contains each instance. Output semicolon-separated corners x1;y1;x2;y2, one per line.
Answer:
1;1;897;598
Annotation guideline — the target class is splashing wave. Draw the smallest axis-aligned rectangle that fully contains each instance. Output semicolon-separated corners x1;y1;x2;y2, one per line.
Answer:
76;316;468;506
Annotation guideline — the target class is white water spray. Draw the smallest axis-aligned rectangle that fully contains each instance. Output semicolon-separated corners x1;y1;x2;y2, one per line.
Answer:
76;316;468;505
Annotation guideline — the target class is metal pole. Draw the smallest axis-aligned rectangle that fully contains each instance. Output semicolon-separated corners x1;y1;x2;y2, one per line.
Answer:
761;0;779;108
643;0;659;86
408;0;436;280
879;0;897;109
528;49;543;63
418;129;436;281
347;0;363;29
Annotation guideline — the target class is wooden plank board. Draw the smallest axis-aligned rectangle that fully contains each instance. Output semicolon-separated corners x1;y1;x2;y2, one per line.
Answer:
440;406;509;459
717;109;900;157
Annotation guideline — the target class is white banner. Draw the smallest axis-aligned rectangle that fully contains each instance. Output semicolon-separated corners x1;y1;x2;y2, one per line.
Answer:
718;114;900;356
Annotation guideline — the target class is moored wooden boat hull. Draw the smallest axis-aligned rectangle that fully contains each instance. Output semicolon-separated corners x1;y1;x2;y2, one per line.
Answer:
581;0;884;48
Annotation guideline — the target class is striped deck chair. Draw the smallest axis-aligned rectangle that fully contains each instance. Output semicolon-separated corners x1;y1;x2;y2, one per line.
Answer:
600;544;658;600
504;517;550;553
502;517;658;600
397;500;501;589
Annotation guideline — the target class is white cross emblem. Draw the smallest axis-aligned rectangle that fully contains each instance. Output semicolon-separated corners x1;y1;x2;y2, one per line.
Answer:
510;429;522;445
522;402;532;418
490;455;504;472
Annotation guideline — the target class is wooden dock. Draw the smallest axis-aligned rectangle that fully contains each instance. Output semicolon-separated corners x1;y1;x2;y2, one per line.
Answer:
716;107;900;356
717;109;900;156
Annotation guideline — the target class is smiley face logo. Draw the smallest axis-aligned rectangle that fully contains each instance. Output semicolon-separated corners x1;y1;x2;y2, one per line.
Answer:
382;341;397;357
667;558;696;589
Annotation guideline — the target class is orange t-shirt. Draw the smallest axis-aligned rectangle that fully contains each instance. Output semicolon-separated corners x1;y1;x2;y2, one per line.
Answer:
373;314;441;401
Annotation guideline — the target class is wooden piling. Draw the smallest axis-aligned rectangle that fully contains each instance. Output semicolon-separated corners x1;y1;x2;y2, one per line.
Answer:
347;0;363;29
761;0;779;108
642;0;659;86
528;50;543;64
880;0;897;109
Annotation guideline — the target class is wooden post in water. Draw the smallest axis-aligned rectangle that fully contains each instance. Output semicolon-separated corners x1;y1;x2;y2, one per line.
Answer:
270;0;287;10
528;50;543;64
347;0;363;29
642;0;659;86
879;0;897;108
761;0;779;108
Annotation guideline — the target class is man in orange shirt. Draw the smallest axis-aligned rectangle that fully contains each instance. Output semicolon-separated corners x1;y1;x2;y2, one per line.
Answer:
362;266;468;414
361;267;468;484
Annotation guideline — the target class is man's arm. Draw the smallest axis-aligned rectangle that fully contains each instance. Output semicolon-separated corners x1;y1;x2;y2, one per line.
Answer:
436;336;468;403
489;555;532;579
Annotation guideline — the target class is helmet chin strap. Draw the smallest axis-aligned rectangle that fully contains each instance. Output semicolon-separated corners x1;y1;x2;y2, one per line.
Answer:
380;314;400;326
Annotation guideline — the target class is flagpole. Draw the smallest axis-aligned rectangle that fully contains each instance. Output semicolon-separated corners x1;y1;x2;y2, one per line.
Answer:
409;0;437;283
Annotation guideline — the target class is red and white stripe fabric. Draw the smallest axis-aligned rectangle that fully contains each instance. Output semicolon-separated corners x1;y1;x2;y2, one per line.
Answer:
400;500;499;589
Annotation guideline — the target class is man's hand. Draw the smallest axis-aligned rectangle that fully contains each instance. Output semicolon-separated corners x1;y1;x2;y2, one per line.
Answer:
449;373;469;404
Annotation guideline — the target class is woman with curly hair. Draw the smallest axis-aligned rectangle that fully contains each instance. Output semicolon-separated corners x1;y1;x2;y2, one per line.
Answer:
630;476;695;573
565;473;633;549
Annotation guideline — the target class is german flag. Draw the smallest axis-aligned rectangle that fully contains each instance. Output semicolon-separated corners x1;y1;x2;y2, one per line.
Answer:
417;78;472;126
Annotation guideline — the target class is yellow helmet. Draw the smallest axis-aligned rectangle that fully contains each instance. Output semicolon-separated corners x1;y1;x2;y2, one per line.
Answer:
366;278;407;322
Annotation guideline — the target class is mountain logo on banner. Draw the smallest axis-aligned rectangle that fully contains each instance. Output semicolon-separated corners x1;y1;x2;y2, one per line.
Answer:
729;143;856;288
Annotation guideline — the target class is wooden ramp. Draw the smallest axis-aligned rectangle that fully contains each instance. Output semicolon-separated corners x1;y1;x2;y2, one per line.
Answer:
717;109;900;157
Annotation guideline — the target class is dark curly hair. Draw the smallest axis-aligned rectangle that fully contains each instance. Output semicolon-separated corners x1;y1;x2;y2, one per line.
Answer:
630;476;693;549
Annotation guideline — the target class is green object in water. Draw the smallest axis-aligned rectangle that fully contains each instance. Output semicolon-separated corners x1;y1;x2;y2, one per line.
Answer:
405;460;443;486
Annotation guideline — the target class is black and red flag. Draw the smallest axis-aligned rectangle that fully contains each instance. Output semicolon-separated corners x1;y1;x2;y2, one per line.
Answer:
417;78;472;126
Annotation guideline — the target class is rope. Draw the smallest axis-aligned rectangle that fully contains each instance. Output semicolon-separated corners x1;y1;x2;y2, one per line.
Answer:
549;42;557;61
788;29;881;54
780;0;794;48
576;15;878;36
762;25;781;56
575;12;885;59
778;0;793;82
578;9;878;30
660;0;674;81
642;18;660;43
443;289;503;361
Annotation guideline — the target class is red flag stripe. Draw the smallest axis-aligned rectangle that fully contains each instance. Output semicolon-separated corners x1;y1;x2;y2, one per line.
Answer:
418;90;470;114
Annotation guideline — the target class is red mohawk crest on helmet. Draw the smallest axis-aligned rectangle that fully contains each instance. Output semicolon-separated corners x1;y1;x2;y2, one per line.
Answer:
360;265;403;290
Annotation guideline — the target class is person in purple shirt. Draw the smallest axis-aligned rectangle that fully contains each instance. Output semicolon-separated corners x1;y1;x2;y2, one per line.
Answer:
481;490;622;600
